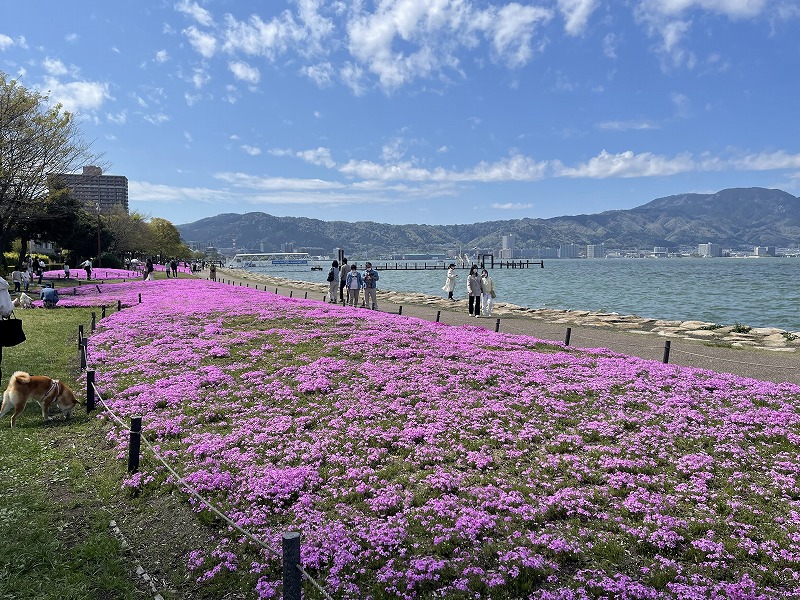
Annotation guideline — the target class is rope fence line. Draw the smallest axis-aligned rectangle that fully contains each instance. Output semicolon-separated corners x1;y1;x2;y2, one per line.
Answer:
81;310;334;600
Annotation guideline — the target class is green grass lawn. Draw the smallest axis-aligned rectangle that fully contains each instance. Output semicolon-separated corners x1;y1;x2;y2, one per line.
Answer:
0;308;145;600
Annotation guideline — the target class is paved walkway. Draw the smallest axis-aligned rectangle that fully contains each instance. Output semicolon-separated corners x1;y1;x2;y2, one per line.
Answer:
212;268;800;386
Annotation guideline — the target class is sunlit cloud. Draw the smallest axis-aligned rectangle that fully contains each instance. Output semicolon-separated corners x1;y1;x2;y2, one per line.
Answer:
491;202;533;209
228;60;260;84
174;0;214;27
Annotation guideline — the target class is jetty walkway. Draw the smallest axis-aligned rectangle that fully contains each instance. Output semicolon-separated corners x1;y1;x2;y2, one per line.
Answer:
213;268;800;387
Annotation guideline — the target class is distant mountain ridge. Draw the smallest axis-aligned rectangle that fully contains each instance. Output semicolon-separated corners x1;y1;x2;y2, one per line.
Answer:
177;187;800;254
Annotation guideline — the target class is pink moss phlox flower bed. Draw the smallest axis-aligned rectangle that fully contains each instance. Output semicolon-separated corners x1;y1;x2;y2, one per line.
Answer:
87;279;800;599
30;279;166;309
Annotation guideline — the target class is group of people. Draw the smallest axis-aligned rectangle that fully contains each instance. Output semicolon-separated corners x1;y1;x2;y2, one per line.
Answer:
10;255;48;292
443;263;496;317
326;259;380;310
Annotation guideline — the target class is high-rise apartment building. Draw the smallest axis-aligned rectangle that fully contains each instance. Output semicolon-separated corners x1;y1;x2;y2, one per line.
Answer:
55;166;129;214
586;243;605;259
500;234;516;259
698;243;722;257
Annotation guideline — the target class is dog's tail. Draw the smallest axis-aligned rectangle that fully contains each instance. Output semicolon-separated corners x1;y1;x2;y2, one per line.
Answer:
10;371;30;385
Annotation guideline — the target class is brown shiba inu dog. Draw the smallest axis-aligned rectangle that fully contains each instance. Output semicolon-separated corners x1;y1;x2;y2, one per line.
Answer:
1;371;81;428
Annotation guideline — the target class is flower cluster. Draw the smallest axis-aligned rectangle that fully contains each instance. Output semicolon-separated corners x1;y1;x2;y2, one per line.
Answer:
87;279;800;598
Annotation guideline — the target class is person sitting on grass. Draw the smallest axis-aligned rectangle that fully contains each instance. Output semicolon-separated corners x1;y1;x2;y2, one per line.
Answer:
40;283;59;308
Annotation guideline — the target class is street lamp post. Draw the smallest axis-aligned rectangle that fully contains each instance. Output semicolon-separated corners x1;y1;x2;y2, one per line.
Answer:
96;203;102;268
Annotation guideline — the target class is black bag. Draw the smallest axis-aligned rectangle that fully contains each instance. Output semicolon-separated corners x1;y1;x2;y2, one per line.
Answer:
326;268;335;282
0;314;26;347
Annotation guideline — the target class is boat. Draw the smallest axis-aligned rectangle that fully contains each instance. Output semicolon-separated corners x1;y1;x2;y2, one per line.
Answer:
230;252;311;269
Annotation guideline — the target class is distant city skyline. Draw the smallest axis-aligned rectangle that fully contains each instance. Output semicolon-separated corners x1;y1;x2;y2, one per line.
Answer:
3;1;799;226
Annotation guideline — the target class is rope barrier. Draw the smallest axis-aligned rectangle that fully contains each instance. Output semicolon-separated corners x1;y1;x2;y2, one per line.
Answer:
91;384;334;600
670;347;799;369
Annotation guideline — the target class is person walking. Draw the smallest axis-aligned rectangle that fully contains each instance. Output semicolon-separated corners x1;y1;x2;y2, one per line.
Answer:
442;263;458;300
208;262;215;282
467;265;483;317
64;263;70;279
11;267;22;293
80;258;92;280
145;258;155;281
362;262;379;310
170;259;178;278
327;260;340;303
339;258;348;304
345;264;362;307
481;268;495;316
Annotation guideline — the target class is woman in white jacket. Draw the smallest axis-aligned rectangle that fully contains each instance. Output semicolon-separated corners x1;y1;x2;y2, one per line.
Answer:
480;269;494;316
441;263;458;300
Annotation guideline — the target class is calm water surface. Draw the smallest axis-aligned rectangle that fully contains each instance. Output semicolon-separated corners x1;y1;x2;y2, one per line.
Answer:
247;258;800;331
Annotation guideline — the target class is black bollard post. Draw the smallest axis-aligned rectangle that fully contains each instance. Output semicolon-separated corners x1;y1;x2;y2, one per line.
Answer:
275;287;278;294
398;305;403;315
117;300;122;312
138;293;142;303
289;290;293;298
80;338;88;370
128;416;142;473
282;532;301;600
101;305;106;319
564;327;572;346
304;291;308;299
78;324;84;349
662;340;671;364
495;319;500;333
436;310;441;323
86;370;96;413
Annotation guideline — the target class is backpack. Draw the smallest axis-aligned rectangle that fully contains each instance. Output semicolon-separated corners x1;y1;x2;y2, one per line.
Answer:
326;268;335;282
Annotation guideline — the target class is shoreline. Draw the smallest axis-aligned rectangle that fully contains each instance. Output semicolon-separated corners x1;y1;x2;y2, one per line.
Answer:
218;268;800;353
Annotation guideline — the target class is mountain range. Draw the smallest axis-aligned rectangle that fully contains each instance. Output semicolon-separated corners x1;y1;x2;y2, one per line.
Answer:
177;187;800;254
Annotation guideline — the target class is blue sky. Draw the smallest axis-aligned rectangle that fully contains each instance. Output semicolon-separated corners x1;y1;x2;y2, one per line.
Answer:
2;1;799;226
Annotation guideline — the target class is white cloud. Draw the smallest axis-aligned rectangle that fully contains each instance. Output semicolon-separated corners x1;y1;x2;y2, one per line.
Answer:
229;60;260;84
155;49;169;63
483;4;553;68
65;33;79;43
183;25;217;58
294;147;336;168
555;149;695;178
491;202;533;209
214;171;344;191
241;144;262;156
42;57;70;76
0;34;14;50
558;0;599;35
303;62;335;86
130;180;235;204
602;32;617;58
40;77;111;112
174;0;214;27
597;119;659;130
143;112;170;125
106;111;127;125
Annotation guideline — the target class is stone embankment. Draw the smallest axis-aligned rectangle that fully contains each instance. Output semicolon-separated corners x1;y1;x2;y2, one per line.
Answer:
219;269;800;353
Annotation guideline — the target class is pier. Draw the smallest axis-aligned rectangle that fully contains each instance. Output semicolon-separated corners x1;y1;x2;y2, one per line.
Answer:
375;260;543;270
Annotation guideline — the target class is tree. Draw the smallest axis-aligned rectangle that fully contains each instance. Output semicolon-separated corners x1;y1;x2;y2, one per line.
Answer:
147;218;191;259
0;72;98;269
104;208;153;259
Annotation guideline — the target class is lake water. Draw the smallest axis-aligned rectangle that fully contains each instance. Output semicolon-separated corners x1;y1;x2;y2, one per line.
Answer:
243;257;800;331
